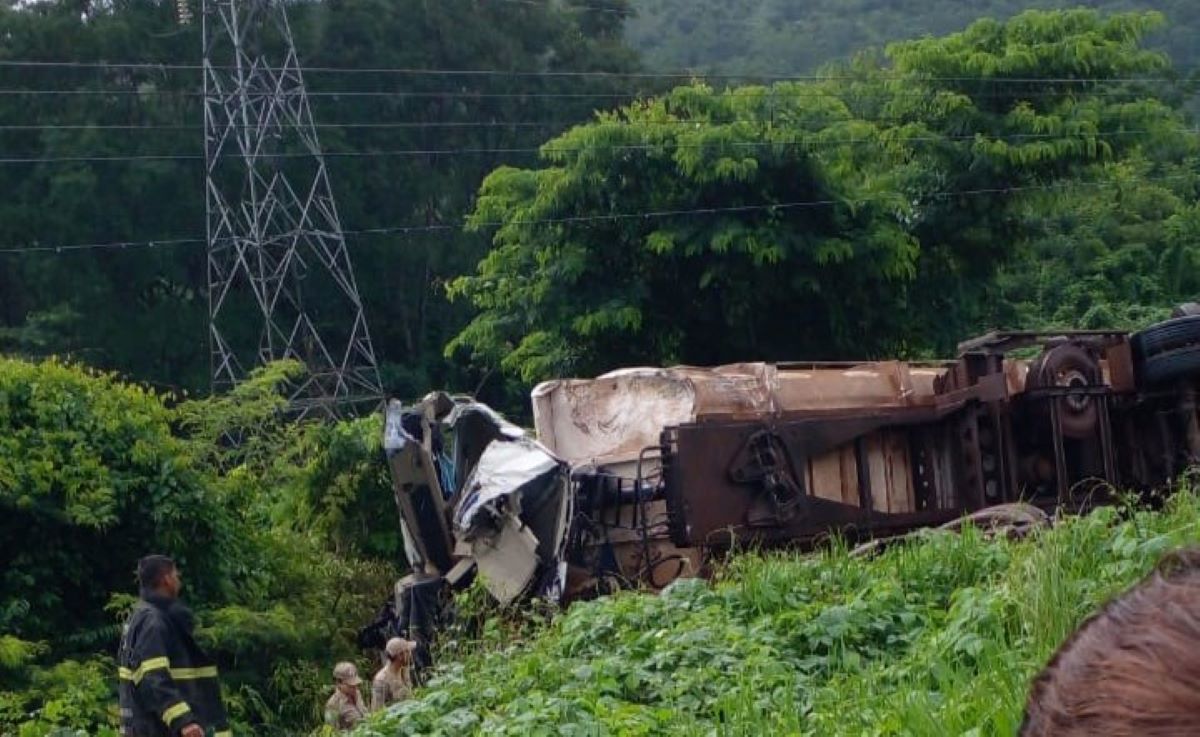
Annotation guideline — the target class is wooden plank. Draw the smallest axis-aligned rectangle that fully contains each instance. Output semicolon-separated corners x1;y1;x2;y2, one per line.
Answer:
809;450;849;504
886;431;915;513
868;433;890;513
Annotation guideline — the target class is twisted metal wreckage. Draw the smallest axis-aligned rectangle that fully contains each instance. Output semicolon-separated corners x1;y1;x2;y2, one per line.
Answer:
362;309;1200;662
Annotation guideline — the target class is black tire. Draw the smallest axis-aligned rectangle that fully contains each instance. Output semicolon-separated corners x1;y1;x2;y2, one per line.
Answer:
1140;344;1200;386
1132;315;1200;359
1026;343;1101;438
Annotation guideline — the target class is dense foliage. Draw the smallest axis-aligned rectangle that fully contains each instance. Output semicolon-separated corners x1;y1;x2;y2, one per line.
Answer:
0;358;398;735
0;359;228;643
450;10;1198;381
0;0;640;409
2;2;1198;399
354;491;1200;736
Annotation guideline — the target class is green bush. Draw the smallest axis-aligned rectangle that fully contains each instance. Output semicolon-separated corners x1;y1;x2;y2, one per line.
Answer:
0;357;399;735
0;657;119;737
0;358;235;643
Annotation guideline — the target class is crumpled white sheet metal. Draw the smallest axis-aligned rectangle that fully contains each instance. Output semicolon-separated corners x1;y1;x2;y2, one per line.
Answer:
453;436;561;535
471;517;541;605
445;401;525;440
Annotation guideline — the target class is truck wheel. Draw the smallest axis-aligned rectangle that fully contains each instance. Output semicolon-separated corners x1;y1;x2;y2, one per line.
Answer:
1132;315;1200;359
1027;343;1101;438
1140;344;1200;386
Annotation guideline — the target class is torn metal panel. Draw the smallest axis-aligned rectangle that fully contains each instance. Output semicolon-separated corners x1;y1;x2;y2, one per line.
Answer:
384;400;454;575
454;437;562;536
452;436;571;605
445;402;526;493
472;515;542;606
385;392;573;609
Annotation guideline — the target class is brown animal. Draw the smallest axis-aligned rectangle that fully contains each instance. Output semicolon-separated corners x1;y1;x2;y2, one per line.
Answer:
1021;548;1200;735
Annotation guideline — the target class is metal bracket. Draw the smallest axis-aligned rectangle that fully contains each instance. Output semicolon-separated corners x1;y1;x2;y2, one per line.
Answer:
728;430;806;522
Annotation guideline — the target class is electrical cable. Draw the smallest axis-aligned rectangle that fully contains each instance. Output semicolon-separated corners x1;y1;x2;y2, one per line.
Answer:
0;83;1191;101
0;122;1189;138
0;173;1192;255
0;57;1193;84
1;127;1194;165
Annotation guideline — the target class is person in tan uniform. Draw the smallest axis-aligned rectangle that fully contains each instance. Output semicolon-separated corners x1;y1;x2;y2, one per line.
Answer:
324;661;367;731
371;637;416;712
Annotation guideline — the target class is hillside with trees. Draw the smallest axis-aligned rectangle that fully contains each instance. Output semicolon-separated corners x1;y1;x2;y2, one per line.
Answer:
626;0;1200;78
1;1;1196;406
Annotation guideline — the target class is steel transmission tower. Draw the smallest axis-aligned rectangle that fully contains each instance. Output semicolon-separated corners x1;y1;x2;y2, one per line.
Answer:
202;0;382;417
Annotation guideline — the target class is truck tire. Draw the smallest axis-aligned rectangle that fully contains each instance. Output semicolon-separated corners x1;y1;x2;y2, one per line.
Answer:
1026;343;1101;438
1132;315;1200;359
1140;344;1200;386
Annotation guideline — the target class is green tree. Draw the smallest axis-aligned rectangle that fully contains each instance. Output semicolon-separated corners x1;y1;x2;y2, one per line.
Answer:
449;10;1197;380
876;9;1197;347
992;158;1199;331
448;83;923;380
0;356;402;735
0;358;236;644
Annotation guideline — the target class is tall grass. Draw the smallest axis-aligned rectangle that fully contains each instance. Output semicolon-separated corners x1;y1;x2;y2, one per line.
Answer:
357;489;1200;736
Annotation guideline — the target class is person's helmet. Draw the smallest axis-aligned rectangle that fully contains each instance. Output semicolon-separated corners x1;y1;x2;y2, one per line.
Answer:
333;661;361;686
385;637;417;659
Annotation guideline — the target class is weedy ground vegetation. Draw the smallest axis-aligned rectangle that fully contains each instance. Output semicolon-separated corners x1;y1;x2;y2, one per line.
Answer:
358;488;1200;737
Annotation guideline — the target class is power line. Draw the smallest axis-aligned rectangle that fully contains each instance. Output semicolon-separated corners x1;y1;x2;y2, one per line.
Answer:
0;119;1193;137
0;122;532;132
0;57;1192;84
0;121;568;132
1;174;1192;255
1;127;1194;166
0;81;1192;102
0;236;206;254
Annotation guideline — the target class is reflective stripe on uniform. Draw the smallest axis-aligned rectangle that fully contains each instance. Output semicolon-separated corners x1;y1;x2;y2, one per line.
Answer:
171;666;219;680
215;731;232;737
117;656;170;684
162;701;191;725
118;661;218;683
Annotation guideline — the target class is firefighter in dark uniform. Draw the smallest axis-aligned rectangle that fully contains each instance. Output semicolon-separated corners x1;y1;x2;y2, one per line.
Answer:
118;555;230;737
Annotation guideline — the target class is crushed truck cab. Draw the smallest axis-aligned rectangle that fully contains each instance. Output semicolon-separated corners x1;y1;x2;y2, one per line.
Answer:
383;395;571;608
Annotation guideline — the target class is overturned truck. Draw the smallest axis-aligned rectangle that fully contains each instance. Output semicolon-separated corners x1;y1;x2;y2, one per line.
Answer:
378;312;1200;651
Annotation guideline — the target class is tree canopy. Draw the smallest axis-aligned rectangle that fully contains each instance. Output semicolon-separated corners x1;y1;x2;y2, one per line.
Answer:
449;10;1198;381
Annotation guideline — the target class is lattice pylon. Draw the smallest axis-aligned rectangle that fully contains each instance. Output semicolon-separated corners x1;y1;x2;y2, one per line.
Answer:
203;0;382;418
